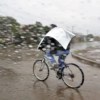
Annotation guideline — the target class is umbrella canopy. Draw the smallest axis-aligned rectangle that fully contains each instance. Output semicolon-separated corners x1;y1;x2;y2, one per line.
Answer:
38;27;75;49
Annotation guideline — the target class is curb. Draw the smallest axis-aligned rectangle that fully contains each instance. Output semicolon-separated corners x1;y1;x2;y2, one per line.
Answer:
71;52;100;67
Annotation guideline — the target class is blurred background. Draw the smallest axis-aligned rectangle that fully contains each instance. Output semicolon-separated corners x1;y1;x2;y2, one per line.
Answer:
0;1;100;100
0;0;100;48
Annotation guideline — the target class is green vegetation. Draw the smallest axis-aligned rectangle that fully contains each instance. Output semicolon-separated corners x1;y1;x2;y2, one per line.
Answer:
0;16;100;48
0;16;57;47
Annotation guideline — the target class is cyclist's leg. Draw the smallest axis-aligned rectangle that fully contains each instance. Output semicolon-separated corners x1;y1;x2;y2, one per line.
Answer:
58;55;66;67
56;50;69;79
57;50;69;69
45;50;56;66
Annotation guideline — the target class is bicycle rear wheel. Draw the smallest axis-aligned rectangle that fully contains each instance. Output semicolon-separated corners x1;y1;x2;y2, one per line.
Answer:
62;63;84;88
33;60;49;81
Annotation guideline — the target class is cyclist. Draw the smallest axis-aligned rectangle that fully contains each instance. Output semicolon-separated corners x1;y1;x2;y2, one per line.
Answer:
39;36;71;79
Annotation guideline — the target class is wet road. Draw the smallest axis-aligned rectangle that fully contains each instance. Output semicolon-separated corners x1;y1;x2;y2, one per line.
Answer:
0;52;100;100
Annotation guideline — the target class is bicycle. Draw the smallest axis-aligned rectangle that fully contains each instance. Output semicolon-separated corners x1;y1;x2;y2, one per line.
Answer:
33;52;84;88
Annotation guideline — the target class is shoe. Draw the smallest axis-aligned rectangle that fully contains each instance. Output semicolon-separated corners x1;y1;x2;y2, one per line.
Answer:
57;69;62;79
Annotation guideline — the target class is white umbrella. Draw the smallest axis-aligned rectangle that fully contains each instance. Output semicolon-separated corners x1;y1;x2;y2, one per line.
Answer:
37;27;75;49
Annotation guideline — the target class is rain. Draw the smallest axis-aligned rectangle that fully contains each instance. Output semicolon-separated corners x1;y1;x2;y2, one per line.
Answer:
0;0;100;100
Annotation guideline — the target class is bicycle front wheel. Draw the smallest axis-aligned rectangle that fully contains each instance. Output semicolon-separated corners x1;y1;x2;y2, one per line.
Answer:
33;60;49;81
62;63;84;88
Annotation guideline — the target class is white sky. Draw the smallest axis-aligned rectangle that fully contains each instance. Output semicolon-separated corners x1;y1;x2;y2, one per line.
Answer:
0;0;100;35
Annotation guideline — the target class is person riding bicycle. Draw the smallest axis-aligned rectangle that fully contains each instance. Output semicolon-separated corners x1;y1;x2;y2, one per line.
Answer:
38;27;75;79
34;28;84;87
39;37;71;79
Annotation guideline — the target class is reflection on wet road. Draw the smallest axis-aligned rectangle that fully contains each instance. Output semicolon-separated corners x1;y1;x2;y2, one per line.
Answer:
33;80;84;100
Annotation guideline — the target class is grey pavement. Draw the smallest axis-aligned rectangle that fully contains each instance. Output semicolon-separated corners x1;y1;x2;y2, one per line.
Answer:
0;54;100;100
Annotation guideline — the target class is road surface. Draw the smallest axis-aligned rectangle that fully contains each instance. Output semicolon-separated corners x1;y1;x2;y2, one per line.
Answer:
0;52;100;100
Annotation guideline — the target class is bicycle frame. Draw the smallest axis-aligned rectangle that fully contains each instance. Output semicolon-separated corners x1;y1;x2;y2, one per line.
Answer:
33;52;84;88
